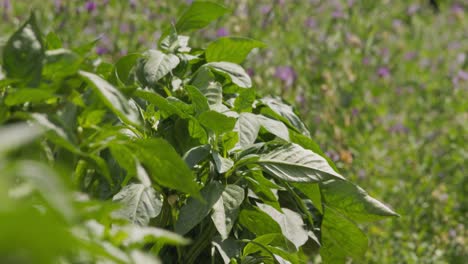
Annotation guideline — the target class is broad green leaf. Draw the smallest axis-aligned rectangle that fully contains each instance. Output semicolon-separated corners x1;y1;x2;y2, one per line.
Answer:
0;122;44;155
320;207;368;263
211;185;245;240
238;205;282;236
245;168;282;211
261;97;309;136
243;233;300;264
321;180;398;222
160;30;191;53
136;50;179;86
43;49;81;79
198;110;236;134
185;85;210;114
114;53;141;85
183;144;211;168
175;2;228;33
45;32;62;49
79;71;141;126
257;115;290;142
291;183;322;214
31;113;80;154
175;181;224;235
257;143;345;182
289;130;338;171
201;81;223;106
204;62;252;88
2;13;44;85
206;37;266;64
235;113;260;148
212;152;234;174
112;183;162;226
113;225;190;247
130;138;200;196
234;87;256;112
110;145;137;182
134;89;188;118
13;160;75;221
212;236;243;264
4;88;55;106
257;204;308;249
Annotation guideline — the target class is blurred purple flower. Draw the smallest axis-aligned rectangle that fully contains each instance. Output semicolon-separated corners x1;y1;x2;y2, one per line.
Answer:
295;93;306;106
351;108;360;117
129;0;137;9
348;0;355;8
456;53;466;64
325;150;340;162
357;169;366;179
216;27;229;37
304;18;317;29
332;9;345;19
275;66;297;86
186;0;193;4
377;66;390;78
448;42;460;50
246;68;255;77
120;23;130;33
54;0;63;12
260;5;271;14
96;46;108;55
407;4;419;15
362;57;370;65
458;70;468;81
120;49;128;56
451;3;464;14
85;1;97;12
449;229;457;238
392;19;403;29
3;0;10;10
389;123;409;134
404;51;417;60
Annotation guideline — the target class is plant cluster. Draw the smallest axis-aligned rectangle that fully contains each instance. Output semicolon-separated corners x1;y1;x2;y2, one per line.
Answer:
0;2;397;263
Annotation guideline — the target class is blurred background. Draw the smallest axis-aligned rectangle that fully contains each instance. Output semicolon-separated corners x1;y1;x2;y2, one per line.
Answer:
1;0;466;263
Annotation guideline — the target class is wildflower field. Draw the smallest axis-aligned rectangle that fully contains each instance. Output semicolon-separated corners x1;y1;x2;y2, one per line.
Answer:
0;1;466;263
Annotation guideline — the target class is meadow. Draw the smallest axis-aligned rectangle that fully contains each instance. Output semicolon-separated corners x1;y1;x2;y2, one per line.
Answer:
1;0;466;263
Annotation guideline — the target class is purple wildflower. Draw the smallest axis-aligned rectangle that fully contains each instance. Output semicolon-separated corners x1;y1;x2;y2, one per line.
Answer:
54;0;63;12
295;93;306;106
325;150;340;162
3;0;10;9
377;66;390;78
348;0;355;8
388;123;409;134
407;4;420;15
304;18;317;29
457;70;468;81
260;5;271;14
96;46;108;55
351;108;360;117
451;3;464;14
120;23;130;33
332;9;345;19
246;68;255;77
85;1;97;12
404;51;417;60
392;19;403;29
362;57;370;65
216;27;229;37
186;0;193;4
275;66;297;86
357;169;366;179
129;0;137;9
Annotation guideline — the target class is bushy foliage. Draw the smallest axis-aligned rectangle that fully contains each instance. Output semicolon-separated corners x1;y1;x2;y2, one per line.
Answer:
0;3;397;263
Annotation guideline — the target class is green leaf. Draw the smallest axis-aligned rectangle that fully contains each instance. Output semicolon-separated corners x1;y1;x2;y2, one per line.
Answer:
204;62;252;88
0;122;44;155
114;53;141;85
261;97;309;136
243;233;299;263
129;250;162;264
112;183;162;226
134;89;188;118
45;32;62;49
235;113;260;148
43;49;81;79
211;185;245;240
212;152;234;174
212;236;242;264
245;168;282;211
175;181;224;235
2;13;44;85
289;130;338;171
257;115;290;142
257;204;308;249
136;50;179;86
201;82;223;106
4;88;55;106
185;85;210;114
234;88;256;112
320;207;368;263
183;144;211;168
130;138;200;196
257;143;345;182
291;183;322;214
238;205;282;236
206;37;266;64
79;71;141;126
321;180;398;222
175;1;228;33
198;110;236;134
113;225;190;247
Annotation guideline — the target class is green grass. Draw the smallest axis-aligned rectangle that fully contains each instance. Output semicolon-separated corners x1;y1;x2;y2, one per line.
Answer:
1;0;466;263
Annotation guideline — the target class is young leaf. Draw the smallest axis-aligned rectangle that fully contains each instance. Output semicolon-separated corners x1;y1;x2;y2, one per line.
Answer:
212;152;234;174
113;53;141;85
291;183;322;214
257;203;308;250
320;207;368;263
238;205;282;236
79;71;141;126
321;180;398;222
136;50;179;86
4;88;55;106
130;138;200;196
204;62;252;88
112;183;162;226
185;85;210;114
206;37;266;64
134;89;188;118
175;1;228;33
257;115;290;142
175;181;224;235
198;110;236;134
257;143;345;182
211;184;245;240
234;113;260;148
2;13;44;85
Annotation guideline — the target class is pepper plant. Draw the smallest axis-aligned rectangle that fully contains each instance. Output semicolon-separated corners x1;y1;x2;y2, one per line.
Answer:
0;2;397;264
